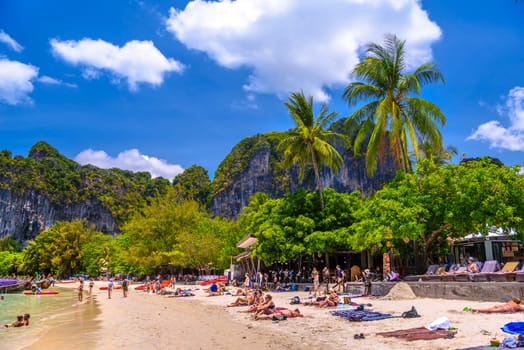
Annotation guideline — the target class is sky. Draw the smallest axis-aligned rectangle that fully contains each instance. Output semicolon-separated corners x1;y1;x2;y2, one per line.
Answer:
0;0;523;181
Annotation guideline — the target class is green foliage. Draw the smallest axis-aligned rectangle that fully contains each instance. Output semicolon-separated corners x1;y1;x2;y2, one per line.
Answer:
115;188;241;276
343;34;446;174
348;158;524;264
279;92;349;209
20;220;108;277
240;188;361;265
173;165;212;208
0;251;23;275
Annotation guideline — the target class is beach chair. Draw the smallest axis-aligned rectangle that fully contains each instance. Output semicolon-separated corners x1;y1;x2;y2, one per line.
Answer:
440;266;467;281
488;261;519;282
471;260;500;282
417;264;440;281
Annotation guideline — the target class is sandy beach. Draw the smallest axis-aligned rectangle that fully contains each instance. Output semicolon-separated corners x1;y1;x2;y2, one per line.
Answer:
19;281;524;350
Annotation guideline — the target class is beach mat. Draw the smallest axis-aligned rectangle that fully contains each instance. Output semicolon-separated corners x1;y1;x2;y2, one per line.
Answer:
331;309;398;321
377;326;456;341
502;322;524;335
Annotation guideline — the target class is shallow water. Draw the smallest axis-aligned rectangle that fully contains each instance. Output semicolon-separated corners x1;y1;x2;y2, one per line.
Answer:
0;288;100;350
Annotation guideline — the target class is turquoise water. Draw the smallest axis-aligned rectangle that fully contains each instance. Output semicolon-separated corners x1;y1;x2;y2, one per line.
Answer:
0;288;91;349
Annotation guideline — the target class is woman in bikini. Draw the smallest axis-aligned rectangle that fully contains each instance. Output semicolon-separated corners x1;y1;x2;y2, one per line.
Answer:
255;308;304;320
473;297;524;313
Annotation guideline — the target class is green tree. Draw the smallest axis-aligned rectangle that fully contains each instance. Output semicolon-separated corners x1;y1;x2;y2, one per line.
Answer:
343;34;446;174
279;91;348;209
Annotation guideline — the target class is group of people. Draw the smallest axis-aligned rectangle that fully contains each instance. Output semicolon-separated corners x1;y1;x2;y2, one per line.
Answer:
303;290;341;308
226;287;303;320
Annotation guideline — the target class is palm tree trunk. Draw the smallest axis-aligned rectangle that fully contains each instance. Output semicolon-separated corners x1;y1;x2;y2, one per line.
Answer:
309;146;324;210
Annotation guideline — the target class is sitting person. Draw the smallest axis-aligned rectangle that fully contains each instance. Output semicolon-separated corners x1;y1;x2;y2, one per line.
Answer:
255;308;304;320
473;297;524;313
4;315;24;328
228;295;249;307
23;314;30;326
254;294;275;318
304;290;339;308
467;258;478;273
207;282;223;296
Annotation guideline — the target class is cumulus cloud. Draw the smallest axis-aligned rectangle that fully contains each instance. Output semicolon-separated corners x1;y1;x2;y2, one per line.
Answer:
50;38;185;90
38;75;77;88
75;148;184;181
0;30;23;52
468;87;524;151
166;0;441;102
0;58;38;105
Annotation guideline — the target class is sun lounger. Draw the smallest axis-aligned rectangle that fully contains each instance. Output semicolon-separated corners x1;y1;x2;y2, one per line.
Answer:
487;261;519;282
440;266;468;282
471;260;500;282
417;264;440;281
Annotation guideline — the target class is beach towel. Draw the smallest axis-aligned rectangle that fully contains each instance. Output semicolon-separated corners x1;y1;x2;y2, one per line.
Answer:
377;327;456;341
502;322;524;335
331;309;398;321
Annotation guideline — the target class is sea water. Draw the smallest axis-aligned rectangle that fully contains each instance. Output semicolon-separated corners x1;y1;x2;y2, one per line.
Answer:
0;289;100;349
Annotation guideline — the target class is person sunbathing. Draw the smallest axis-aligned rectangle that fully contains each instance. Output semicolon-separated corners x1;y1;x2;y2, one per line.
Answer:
473;297;524;313
228;295;249;307
304;291;339;308
255;308;304;320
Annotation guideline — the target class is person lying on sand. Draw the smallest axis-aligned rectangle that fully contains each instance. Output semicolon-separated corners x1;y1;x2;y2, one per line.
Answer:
4;315;24;328
473;297;524;313
304;290;340;308
255;308;304;320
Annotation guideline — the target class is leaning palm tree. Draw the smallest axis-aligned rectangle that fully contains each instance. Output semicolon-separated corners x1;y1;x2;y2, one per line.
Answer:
279;91;348;210
343;34;446;174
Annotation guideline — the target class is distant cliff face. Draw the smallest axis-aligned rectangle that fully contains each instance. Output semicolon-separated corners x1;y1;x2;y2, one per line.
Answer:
209;133;396;219
0;189;117;242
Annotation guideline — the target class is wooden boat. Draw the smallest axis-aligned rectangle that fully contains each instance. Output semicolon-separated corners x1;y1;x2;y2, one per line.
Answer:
0;279;26;293
24;291;59;295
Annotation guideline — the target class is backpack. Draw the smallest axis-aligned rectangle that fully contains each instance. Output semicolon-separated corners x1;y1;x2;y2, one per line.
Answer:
401;306;420;318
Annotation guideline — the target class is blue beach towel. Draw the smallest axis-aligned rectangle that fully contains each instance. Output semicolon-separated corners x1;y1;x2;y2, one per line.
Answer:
502;322;524;335
331;309;398;321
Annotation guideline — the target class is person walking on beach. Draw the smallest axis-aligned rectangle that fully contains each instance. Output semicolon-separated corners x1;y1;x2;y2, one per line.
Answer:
89;278;94;294
107;279;114;299
78;279;84;302
311;268;320;296
334;265;345;292
122;278;129;298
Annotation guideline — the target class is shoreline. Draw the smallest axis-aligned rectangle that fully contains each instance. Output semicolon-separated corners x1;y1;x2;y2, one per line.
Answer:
19;281;524;349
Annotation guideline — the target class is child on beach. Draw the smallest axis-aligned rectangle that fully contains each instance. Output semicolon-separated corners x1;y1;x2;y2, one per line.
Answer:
4;315;24;328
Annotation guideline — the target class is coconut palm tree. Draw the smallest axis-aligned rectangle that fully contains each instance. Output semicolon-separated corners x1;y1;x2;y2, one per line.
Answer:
343;34;446;174
279;91;348;210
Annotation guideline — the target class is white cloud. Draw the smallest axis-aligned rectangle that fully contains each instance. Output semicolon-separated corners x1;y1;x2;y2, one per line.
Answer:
50;38;185;90
75;148;184;181
468;87;524;151
38;75;77;88
0;30;23;52
0;58;38;105
166;0;441;102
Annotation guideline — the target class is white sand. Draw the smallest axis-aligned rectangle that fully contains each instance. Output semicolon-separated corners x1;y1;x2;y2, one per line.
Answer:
27;281;524;350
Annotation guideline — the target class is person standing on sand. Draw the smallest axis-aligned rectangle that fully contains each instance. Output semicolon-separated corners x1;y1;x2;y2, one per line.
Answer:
107;279;114;299
89;278;94;294
78;279;84;302
311;268;320;296
122;278;129;298
334;265;345;292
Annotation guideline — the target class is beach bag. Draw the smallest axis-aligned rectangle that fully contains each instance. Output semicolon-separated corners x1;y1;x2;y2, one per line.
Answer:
401;306;420;318
290;283;297;291
427;316;450;331
290;296;301;305
272;314;287;321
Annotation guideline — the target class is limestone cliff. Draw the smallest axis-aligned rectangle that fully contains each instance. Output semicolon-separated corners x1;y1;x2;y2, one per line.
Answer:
0;189;116;242
209;132;396;219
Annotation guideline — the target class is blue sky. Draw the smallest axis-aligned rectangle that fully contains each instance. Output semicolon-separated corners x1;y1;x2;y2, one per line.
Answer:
0;0;523;180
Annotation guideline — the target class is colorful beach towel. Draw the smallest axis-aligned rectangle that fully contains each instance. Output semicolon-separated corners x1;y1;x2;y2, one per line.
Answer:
331;309;398;321
377;327;456;341
502;322;524;335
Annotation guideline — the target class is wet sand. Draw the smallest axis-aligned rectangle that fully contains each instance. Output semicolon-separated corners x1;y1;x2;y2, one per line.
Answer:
20;281;524;350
